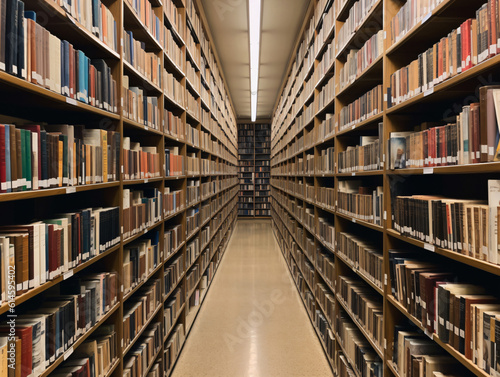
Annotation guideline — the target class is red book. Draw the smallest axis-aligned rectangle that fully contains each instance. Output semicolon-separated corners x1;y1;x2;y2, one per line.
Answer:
0;124;5;193
47;224;56;278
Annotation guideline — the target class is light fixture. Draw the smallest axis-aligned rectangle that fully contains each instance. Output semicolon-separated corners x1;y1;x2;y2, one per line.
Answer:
249;0;261;122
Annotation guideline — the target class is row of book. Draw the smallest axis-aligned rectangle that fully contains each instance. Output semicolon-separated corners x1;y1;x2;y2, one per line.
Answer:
163;324;185;374
389;254;500;375
163;24;184;70
122;76;160;130
186;61;201;94
394;327;464;377
124;30;161;88
164;188;184;217
164;0;184;41
185;237;199;269
338;275;384;351
389;87;500;170
187;180;200;205
336;0;379;53
123;138;160;181
164;286;184;336
1;3;119;113
125;0;162;45
164;256;183;296
317;147;335;174
338;134;383;173
388;1;500;107
164;224;183;257
389;0;447;45
164;71;185;106
336;311;383;377
316;247;335;288
186;154;199;175
317;186;335;210
186;90;200;120
339;85;383;131
123;188;162;239
61;0;118;52
337;231;383;290
316;282;335;326
0;271;118;377
165;110;184;140
338;182;384;225
317;76;335;112
0;206;120;301
339;30;384;91
123;322;162;377
392;180;500;263
48;324;117;377
314;42;335;88
186;209;199;239
123;232;160;296
123;279;161;350
164;147;184;177
0;124;120;193
318;217;335;249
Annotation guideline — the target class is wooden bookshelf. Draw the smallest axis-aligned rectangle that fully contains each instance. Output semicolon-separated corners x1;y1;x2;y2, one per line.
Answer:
237;123;271;217
270;0;500;376
0;1;238;377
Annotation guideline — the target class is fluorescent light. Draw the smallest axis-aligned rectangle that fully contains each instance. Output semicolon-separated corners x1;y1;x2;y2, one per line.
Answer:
251;93;257;122
249;0;261;122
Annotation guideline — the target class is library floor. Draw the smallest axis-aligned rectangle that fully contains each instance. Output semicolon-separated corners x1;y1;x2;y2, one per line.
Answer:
171;219;332;377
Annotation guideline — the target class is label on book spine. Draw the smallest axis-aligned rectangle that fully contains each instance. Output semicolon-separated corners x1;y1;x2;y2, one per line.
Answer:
424;243;435;252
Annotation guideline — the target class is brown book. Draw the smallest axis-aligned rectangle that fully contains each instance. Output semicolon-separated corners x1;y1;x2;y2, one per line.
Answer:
419;272;455;333
479;86;500;162
465;298;498;359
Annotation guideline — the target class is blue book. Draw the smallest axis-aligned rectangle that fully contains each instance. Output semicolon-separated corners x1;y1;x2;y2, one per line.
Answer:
77;51;86;102
4;124;11;192
91;0;99;35
84;55;89;103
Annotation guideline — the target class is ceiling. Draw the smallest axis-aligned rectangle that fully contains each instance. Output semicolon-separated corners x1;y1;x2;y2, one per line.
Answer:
199;0;311;120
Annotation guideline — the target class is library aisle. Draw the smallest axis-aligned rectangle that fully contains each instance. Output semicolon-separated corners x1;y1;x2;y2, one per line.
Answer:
171;219;332;377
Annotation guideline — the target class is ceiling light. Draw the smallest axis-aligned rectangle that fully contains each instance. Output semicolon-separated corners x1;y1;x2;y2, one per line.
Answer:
249;0;261;122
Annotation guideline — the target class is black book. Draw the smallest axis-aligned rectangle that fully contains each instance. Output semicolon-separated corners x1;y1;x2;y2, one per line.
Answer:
0;0;6;70
5;0;17;74
16;0;23;78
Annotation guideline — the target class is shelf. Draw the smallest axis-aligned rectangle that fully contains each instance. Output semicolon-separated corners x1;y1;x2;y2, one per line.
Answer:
123;263;164;302
387;229;500;277
336;0;383;60
336;112;384;136
387;295;490;377
336;55;384;101
336;252;384;295
123;303;163;355
387;53;500;114
0;182;120;203
39;303;120;377
336;294;384;358
123;59;163;95
0;71;120;122
386;162;500;176
0;244;120;316
123;117;164;136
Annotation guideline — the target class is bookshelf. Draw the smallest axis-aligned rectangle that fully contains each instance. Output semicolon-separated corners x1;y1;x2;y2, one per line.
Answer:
271;0;500;376
237;123;271;217
0;0;238;376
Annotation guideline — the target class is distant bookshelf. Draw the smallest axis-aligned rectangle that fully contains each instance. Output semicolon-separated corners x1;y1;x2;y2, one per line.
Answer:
238;123;271;217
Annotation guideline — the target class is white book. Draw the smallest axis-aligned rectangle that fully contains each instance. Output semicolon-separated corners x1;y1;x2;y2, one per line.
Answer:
31;132;39;191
